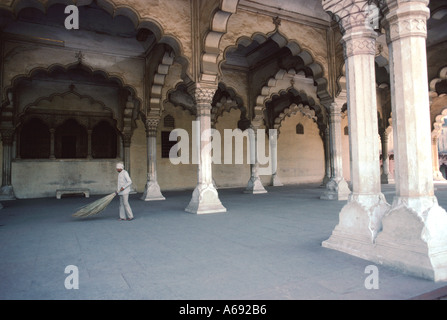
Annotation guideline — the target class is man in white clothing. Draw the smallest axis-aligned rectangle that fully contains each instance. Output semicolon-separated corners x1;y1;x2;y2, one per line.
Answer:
115;163;134;221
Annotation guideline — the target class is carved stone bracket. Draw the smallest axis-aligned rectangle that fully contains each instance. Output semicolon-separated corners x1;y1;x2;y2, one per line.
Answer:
0;129;15;146
145;117;160;137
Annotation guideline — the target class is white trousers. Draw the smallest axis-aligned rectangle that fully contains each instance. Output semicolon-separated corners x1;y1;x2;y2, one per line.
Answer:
119;194;134;219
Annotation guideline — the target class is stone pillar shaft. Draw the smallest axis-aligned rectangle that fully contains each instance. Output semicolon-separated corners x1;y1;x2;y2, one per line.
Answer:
141;118;165;201
321;101;350;200
374;0;447;281
245;127;267;194
87;129;92;159
386;4;433;201
432;134;445;181
380;131;393;184
0;129;15;200
49;128;55;160
185;84;226;214
270;130;282;186
344;29;381;195
321;0;389;261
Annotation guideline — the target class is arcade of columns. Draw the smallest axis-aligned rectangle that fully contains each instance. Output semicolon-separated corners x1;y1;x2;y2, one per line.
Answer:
0;0;447;281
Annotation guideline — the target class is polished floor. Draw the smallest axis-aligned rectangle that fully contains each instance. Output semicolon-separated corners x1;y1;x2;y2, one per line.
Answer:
1;183;447;300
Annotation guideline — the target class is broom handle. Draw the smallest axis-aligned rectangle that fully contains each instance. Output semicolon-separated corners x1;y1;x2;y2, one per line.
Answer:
116;184;131;195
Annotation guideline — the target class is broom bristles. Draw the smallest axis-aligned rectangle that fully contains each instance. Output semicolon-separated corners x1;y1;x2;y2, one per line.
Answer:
72;192;117;218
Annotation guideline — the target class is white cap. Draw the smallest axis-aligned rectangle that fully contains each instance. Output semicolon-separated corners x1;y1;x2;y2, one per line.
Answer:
116;163;124;170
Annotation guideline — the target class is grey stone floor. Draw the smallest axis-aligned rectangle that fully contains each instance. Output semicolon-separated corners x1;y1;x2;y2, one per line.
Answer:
1;182;447;300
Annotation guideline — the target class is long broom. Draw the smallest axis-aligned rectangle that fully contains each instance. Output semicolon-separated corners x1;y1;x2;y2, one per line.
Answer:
72;192;117;218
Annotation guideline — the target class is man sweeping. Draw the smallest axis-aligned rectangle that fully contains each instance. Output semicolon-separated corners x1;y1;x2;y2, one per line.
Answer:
116;163;134;221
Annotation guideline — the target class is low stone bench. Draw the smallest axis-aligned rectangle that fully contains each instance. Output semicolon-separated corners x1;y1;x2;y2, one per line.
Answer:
56;188;90;199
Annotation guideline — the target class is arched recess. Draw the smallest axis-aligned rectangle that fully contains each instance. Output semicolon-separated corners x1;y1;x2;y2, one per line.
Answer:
254;68;327;134
273;103;318;135
0;0;183;54
0;0;192;117
201;0;239;83
6;62;140;135
224;31;331;106
211;82;248;130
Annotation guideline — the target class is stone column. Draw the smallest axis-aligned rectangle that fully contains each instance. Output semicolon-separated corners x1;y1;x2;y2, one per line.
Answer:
321;126;331;187
432;132;445;181
141;117;165;201
321;0;389;259
122;132;136;193
15;129;20;160
321;101;351;200
244;126;268;194
0;129;15;200
185;84;226;214
380;130;394;184
87;129;92;160
270;129;283;186
374;0;447;281
49;128;56;160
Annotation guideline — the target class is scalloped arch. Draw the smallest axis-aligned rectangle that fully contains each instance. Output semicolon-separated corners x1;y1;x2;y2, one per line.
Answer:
1;0;186;61
7;62;140;103
254;69;326;128
212;82;246;126
274;103;318;135
19;91;116;123
433;107;447;136
201;0;239;82
223;31;330;104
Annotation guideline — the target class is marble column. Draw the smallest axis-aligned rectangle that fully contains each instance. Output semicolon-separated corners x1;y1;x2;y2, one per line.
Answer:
87;129;92;160
49;128;56;160
321;126;332;187
141;117;165;201
380;130;394;184
375;0;447;281
322;0;389;260
244;126;268;194
0;129;15;200
122;132;136;194
270;129;283;186
185;84;226;214
432;132;445;181
321;101;351;200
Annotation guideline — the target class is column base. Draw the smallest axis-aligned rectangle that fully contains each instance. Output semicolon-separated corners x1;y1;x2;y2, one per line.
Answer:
322;193;390;261
320;175;331;188
374;196;447;282
434;171;446;181
244;176;267;194
141;180;165;201
271;174;283;187
0;185;15;201
185;183;227;214
320;177;351;201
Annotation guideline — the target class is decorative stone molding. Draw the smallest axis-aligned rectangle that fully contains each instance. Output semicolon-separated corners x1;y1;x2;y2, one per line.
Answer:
322;0;373;34
273;103;317;134
344;37;376;58
122;132;132;148
145;117;160;137
0;129;14;146
201;0;239;83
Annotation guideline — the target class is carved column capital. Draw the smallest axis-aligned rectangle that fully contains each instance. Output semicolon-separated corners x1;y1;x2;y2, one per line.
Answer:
188;83;216;116
0;129;14;145
145;117;160;137
122;132;132;148
383;2;429;43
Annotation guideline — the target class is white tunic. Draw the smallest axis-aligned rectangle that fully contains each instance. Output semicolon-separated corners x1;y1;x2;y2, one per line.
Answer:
117;169;132;195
